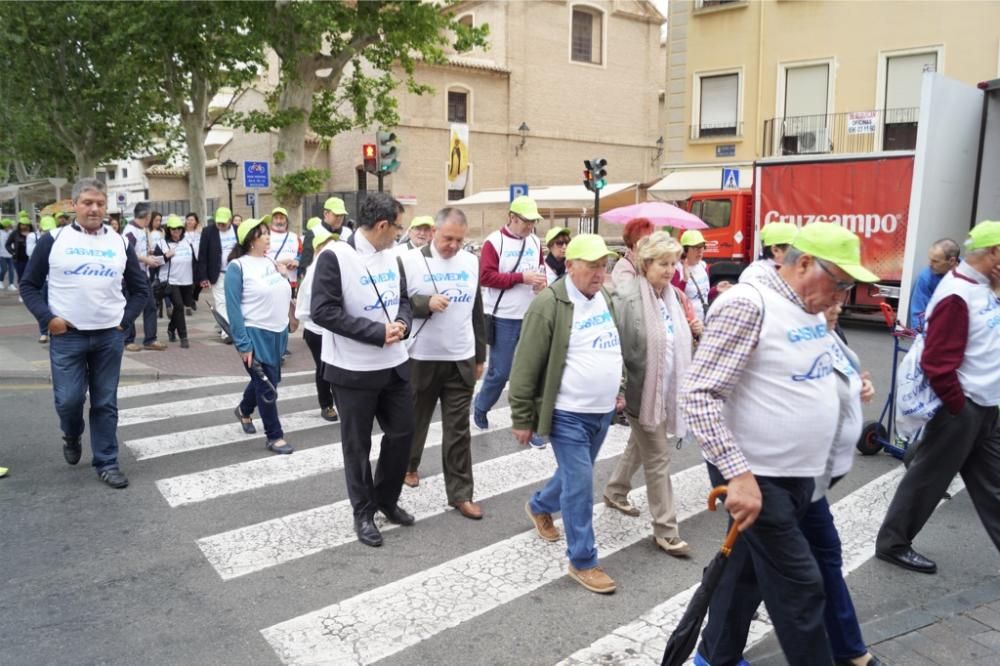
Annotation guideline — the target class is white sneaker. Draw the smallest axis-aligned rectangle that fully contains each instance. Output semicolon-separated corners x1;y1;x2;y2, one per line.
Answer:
7;285;17;291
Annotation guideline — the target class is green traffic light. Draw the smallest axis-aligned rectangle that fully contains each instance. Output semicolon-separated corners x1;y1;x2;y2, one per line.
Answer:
595;178;606;190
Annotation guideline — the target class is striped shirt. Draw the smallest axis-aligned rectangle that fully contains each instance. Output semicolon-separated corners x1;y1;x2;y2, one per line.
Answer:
681;268;807;478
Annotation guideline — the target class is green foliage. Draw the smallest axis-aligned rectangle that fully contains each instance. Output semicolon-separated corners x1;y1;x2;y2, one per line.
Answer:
272;168;330;207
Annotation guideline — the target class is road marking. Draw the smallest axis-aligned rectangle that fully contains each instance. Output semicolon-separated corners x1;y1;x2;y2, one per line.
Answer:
557;469;968;665
157;403;514;506
117;382;318;427
199;415;612;580
260;462;712;665
116;370;312;399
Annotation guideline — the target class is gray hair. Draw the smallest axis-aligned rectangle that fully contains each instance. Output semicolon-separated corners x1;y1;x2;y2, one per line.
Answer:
783;246;804;266
932;238;961;261
635;231;682;274
133;202;151;220
71;178;106;202
434;206;468;227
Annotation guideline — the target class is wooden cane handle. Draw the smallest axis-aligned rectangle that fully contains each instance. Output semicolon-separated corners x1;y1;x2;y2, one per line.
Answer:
707;485;728;511
708;485;741;556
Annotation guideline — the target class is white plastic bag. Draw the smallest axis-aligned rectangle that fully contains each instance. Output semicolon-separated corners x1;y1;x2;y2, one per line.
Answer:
895;333;942;442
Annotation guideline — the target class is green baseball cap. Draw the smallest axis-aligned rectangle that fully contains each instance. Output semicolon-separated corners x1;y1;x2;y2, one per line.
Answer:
271;207;288;218
0;218;12;228
759;222;798;246
56;210;71;219
165;214;184;229
324;197;347;215
39;216;57;232
566;234;616;262
680;230;706;247
409;215;434;229
966;220;1000;250
236;217;267;244
306;216;322;231
510;195;542;221
17;210;29;220
312;227;335;250
214;206;233;224
792;223;879;283
544;227;571;246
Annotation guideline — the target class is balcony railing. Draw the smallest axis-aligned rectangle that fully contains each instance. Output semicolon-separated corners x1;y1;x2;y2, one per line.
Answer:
689;121;744;140
761;108;919;157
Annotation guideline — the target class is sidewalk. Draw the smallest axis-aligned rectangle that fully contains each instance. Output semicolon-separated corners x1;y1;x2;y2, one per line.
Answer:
0;288;314;384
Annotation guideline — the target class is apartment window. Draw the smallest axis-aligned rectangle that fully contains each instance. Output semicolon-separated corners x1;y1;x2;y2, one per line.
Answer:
107;170;115;181
884;52;936;150
121;167;128;179
96;171;107;184
780;63;830;154
698;73;739;137
571;7;602;65
697;0;741;6
448;90;468;124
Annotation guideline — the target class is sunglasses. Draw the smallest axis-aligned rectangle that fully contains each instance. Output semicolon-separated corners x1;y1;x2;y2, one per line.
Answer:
816;260;855;292
551;239;569;247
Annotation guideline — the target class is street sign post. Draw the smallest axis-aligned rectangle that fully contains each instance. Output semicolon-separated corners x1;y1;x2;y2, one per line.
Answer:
509;184;529;202
243;161;269;189
721;167;740;190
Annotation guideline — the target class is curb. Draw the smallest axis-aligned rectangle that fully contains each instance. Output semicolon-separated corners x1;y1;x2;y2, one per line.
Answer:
0;369;185;386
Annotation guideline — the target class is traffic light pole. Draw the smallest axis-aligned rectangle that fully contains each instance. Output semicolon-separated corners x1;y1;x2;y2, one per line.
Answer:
377;173;384;193
593;189;600;234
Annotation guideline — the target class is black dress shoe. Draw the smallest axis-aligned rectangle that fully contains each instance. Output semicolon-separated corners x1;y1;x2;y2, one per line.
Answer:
63;435;82;465
355;515;383;547
98;468;129;489
876;547;937;574
380;504;415;526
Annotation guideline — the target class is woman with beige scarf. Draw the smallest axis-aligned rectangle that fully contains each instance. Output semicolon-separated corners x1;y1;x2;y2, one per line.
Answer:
603;232;698;556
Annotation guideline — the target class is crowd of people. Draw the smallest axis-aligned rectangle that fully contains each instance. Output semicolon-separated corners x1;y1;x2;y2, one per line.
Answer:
7;176;1000;666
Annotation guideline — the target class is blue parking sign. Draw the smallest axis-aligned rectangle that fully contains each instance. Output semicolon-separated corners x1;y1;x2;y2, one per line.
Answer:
509;183;529;202
244;161;269;189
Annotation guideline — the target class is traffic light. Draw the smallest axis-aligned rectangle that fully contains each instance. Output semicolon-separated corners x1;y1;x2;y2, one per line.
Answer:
583;158;608;191
583;163;594;192
376;129;400;174
362;143;377;174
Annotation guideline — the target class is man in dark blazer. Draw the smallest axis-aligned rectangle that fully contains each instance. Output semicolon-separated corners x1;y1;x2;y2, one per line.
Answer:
311;192;415;547
196;206;238;343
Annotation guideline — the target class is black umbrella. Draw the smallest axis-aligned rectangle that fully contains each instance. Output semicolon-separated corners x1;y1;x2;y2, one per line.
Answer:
210;305;277;404
661;485;741;666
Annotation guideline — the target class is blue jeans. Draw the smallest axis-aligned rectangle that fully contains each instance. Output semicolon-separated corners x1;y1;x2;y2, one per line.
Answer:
0;257;14;285
49;328;125;471
124;274;158;345
800;496;867;661
530;409;614;569
474;316;521;414
239;361;283;441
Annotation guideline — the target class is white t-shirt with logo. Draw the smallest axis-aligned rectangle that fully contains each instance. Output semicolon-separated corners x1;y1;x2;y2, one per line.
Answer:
231;256;291;332
481;229;542;320
46;225;128;330
159;238;196;286
554;279;623;413
684;260;711;321
268;230;299;283
400;245;479;361
218;225;237;271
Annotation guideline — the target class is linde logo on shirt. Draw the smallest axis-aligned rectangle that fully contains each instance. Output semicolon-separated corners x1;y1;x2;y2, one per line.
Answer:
787;323;827;343
63;262;118;278
364;289;400;311
575;310;613;331
592;330;621;350
503;248;536;259
65;247;116;259
424;270;471;283
360;269;397;286
440;287;473;303
792;351;834;382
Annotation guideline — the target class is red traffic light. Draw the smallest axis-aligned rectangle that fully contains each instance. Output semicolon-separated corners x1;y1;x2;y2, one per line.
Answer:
363;143;377;173
363;144;376;159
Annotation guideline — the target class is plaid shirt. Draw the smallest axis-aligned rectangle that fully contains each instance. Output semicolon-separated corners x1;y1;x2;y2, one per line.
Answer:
681;269;807;479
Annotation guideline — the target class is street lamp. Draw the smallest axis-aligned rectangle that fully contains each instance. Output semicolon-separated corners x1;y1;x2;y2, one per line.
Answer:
515;122;530;156
220;159;238;211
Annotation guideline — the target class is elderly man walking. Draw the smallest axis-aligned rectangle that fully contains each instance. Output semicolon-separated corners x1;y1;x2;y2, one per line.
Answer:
20;178;149;488
512;234;624;594
907;238;961;330
876;221;1000;575
682;223;879;666
122;202;166;351
398;207;487;518
311;192;415;548
196;206;240;343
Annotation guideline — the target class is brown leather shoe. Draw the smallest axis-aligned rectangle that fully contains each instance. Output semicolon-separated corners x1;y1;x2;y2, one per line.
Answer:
525;501;560;541
452;500;483;520
603;494;640;517
568;565;616;594
654;536;691;558
403;471;419;488
143;341;168;351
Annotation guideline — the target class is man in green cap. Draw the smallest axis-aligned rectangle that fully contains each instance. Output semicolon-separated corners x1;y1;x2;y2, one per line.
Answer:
267;207;299;287
682;222;879;665
196;206;239;343
396;215;434;254
877;220;1000;575
474;195;547;446
511;234;624;593
55;210;72;228
299;197;353;280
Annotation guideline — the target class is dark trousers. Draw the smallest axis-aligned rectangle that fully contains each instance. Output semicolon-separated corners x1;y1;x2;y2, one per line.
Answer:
800;497;867;661
877;400;1000;556
166;284;194;339
303;329;336;410
699;464;831;666
125;274;158;345
333;368;414;518
409;358;475;503
239;361;283;441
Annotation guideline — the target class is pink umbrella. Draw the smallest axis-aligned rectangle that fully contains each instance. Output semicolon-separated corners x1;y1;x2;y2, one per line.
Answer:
601;201;708;229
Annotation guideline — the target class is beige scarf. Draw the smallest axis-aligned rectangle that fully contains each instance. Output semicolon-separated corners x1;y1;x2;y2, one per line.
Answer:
638;276;694;435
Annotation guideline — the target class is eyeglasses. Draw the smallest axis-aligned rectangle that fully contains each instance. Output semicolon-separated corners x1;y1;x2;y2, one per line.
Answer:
552;239;569;247
816;260;855;292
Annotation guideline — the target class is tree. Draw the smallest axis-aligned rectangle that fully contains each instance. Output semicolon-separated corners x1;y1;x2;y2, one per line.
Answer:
112;2;266;225
0;2;164;178
241;0;488;220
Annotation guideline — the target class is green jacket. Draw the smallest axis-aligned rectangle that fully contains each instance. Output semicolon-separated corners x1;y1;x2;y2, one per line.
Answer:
508;277;619;436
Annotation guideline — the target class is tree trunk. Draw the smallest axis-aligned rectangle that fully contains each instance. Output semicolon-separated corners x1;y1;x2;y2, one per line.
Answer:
274;62;316;232
73;148;96;179
181;74;211;226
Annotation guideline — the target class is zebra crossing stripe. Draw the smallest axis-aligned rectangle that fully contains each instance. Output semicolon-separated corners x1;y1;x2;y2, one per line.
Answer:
259;462;712;665
117;382;318;427
157;404;514;506
116;370;313;400
198;408;556;579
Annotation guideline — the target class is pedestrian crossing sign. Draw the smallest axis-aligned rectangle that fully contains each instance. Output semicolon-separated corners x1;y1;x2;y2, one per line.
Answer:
722;167;740;190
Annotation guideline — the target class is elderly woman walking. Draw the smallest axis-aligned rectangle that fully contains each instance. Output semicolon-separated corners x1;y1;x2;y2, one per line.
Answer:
603;232;697;556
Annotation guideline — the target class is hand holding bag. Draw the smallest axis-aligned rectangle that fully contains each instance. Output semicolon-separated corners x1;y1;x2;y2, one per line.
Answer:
894;333;941;442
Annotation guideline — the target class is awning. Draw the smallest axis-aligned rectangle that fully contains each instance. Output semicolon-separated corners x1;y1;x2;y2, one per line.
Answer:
454;182;639;212
647;167;753;201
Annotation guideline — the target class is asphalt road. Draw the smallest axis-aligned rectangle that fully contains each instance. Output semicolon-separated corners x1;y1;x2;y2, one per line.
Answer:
1;321;997;666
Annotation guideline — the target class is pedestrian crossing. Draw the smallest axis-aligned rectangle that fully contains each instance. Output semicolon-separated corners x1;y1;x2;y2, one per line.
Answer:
117;375;961;666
